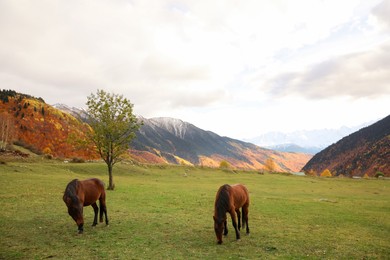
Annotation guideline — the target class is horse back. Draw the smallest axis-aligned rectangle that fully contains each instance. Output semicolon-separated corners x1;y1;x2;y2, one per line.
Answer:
78;178;106;206
230;184;249;209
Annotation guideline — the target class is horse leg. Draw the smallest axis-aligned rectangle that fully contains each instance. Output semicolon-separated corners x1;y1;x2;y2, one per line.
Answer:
91;203;98;226
104;207;109;225
235;209;241;230
77;214;84;234
100;198;109;225
229;210;240;240
76;208;84;234
223;219;228;236
78;223;84;234
241;208;246;229
242;204;250;235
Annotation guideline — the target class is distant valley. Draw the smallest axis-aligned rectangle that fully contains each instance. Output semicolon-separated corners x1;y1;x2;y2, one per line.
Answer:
265;144;322;155
246;125;371;154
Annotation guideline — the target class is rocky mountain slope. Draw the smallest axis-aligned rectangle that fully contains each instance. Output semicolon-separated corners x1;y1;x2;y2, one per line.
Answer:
132;117;312;171
302;115;390;177
53;103;89;122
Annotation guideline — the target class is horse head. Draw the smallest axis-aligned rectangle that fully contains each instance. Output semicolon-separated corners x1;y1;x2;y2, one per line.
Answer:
63;195;83;229
63;179;85;233
213;215;226;244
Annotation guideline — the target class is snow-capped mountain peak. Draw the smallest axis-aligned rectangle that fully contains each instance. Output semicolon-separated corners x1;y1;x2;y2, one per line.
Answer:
148;117;190;139
52;103;89;121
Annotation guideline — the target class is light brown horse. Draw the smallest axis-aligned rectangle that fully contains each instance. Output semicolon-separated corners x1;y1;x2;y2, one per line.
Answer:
63;178;109;234
213;184;250;244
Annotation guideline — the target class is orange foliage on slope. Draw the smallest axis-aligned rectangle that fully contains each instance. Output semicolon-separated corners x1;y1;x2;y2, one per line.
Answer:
0;94;98;159
128;149;168;164
224;141;312;172
199;150;311;172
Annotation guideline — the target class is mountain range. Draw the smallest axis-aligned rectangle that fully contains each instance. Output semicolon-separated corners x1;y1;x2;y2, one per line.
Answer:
53;104;312;171
130;117;311;171
2;90;387;176
47;104;390;176
1;91;311;172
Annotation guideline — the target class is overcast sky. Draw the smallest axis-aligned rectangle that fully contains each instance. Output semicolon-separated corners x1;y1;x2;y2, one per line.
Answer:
1;0;389;139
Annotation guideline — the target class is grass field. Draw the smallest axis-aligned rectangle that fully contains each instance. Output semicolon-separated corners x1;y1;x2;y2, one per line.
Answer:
0;161;389;259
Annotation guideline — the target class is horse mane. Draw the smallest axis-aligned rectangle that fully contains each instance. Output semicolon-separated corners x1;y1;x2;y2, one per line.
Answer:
64;179;79;204
215;184;231;221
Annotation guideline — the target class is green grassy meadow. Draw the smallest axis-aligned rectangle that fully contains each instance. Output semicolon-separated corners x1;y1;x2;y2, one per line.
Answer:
0;161;389;259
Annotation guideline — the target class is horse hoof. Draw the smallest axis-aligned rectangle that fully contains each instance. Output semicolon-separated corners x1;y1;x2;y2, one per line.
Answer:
217;241;223;245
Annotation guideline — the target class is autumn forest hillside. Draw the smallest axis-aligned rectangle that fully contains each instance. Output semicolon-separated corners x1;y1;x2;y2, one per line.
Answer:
0;90;97;159
302;114;390;177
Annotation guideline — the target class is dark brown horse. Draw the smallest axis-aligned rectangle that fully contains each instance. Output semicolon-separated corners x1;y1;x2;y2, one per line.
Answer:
213;184;250;244
63;178;109;234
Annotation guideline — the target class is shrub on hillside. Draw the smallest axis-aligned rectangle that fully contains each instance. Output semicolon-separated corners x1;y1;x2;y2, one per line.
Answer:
71;157;85;163
305;169;317;176
264;157;276;173
43;147;52;155
219;160;231;169
44;154;53;159
320;169;332;177
375;171;384;178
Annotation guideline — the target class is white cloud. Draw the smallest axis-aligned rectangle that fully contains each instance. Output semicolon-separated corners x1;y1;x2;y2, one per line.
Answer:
0;0;388;138
372;0;390;32
261;42;390;99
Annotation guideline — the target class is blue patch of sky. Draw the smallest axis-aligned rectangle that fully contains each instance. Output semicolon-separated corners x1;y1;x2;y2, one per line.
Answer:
166;2;190;14
273;14;379;65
